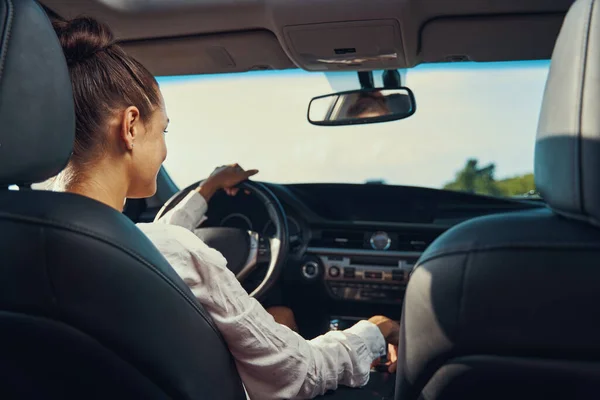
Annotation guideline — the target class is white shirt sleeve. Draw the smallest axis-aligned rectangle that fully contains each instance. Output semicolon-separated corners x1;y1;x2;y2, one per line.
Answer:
140;192;386;399
155;190;208;231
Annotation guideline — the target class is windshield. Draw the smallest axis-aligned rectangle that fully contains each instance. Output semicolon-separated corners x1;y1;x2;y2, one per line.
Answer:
158;60;549;198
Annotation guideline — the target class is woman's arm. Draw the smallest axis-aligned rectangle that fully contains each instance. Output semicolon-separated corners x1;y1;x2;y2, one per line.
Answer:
156;164;258;231
156;189;210;231
138;223;389;400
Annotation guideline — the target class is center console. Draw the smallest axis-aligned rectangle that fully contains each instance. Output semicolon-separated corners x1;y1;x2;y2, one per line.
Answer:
292;232;429;398
293;248;417;399
305;247;419;304
316;316;396;399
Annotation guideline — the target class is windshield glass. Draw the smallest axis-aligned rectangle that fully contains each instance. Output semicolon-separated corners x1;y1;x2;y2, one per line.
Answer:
158;60;549;197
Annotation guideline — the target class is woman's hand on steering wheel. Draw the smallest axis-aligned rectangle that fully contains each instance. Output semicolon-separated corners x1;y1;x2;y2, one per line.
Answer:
198;164;259;201
154;173;289;299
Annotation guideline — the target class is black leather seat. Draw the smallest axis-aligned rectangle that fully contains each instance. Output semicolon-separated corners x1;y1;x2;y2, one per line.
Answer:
0;1;245;398
395;0;600;399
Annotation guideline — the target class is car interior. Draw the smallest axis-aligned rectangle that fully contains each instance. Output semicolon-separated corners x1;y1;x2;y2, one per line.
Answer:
2;0;600;398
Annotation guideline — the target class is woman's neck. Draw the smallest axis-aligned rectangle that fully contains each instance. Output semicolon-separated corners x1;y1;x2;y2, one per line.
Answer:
64;164;129;211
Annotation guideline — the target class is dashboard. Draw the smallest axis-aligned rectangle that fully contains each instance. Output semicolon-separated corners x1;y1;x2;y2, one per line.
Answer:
134;181;544;339
195;183;544;311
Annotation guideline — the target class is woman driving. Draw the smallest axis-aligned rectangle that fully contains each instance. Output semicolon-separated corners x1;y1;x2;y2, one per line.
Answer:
52;16;399;400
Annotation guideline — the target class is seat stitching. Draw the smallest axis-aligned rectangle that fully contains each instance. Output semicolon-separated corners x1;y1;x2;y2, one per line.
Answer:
420;242;600;265
456;247;469;343
40;225;61;319
577;0;596;216
0;0;13;84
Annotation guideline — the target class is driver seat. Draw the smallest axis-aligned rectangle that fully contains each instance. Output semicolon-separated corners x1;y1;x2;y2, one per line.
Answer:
396;0;600;399
0;1;245;398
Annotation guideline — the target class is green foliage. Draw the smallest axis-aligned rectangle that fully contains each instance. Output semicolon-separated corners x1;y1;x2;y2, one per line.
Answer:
496;173;535;197
443;158;536;197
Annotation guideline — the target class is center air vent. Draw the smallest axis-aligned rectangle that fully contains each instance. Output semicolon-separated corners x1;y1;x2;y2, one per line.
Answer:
396;231;440;251
310;229;443;252
310;230;364;249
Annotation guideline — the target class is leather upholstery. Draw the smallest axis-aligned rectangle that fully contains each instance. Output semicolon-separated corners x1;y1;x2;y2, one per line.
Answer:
0;1;246;398
396;0;600;399
0;190;246;398
535;0;600;225
0;0;74;186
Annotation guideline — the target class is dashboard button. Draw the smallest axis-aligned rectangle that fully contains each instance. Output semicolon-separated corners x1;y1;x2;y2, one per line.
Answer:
301;261;319;279
329;266;341;277
343;267;356;278
392;270;405;282
364;271;383;279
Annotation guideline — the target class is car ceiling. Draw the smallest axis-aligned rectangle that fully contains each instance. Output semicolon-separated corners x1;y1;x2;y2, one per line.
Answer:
40;0;575;77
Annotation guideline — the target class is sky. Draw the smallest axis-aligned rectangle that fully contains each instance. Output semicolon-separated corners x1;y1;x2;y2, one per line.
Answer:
157;60;550;191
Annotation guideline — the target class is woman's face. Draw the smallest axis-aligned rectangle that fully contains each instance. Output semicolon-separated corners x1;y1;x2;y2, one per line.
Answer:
127;92;169;199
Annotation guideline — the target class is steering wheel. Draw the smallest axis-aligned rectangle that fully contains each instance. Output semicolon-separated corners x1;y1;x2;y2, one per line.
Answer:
154;180;289;299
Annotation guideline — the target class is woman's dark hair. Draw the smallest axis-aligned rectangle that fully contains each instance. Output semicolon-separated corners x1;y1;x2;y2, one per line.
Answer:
53;17;161;167
346;92;390;118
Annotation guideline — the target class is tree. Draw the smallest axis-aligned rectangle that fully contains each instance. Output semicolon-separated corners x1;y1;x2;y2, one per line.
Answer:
444;158;535;197
496;173;535;196
444;158;502;196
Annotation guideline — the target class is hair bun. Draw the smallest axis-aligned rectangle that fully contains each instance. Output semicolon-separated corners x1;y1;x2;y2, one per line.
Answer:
53;17;115;66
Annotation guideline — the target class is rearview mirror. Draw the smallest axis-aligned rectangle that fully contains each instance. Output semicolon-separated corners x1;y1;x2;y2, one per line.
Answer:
307;87;416;126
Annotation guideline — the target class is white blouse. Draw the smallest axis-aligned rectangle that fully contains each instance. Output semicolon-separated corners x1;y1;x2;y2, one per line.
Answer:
136;191;386;400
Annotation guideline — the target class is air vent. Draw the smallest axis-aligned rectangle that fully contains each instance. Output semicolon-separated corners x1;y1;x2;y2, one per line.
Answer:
396;231;439;251
310;230;365;249
310;229;443;251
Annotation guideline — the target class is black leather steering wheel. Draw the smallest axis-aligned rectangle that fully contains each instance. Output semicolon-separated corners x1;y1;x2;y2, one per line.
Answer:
154;180;289;299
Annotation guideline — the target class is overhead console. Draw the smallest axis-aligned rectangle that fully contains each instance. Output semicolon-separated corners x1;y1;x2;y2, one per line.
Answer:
282;20;407;71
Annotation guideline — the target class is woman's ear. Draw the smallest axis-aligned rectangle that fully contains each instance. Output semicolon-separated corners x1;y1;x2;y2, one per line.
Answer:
120;106;141;151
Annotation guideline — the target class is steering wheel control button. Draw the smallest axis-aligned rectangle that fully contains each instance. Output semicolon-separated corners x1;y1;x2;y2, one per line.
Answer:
329;266;341;278
257;236;271;262
343;267;356;279
301;261;319;279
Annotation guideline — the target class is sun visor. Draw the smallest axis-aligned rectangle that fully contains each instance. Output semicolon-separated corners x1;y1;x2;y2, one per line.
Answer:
420;14;564;63
121;30;295;76
282;20;406;71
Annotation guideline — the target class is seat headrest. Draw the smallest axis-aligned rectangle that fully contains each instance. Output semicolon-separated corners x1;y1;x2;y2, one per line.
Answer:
535;0;600;225
0;0;74;186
